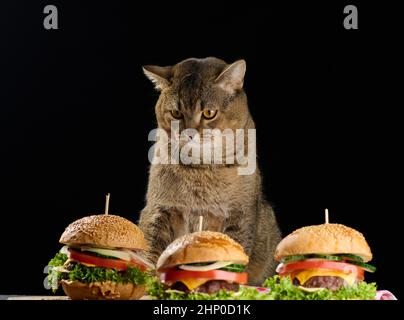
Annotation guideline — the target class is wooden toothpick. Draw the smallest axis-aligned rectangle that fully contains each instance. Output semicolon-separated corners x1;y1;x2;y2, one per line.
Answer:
105;193;110;215
325;208;329;224
198;215;203;232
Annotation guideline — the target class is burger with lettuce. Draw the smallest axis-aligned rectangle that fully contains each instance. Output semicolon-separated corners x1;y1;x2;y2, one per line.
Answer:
263;223;377;300
148;231;268;300
47;214;154;300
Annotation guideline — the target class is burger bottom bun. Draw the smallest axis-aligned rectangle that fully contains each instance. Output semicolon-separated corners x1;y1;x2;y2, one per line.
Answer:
61;280;145;300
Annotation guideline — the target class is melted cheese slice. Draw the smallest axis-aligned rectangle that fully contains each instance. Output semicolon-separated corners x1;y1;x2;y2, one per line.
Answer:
178;278;210;290
295;269;357;286
79;262;97;267
65;258;97;268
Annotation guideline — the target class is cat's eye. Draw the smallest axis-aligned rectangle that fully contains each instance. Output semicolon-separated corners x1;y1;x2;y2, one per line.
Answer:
202;109;217;120
171;110;183;119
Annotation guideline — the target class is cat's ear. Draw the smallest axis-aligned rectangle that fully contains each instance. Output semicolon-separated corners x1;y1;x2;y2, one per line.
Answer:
214;60;246;93
142;65;173;91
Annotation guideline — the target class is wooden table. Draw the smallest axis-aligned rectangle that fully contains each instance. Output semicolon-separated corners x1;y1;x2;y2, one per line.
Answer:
1;295;69;300
1;295;153;300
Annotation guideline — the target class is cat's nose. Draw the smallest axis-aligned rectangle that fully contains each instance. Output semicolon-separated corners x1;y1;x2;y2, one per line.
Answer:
187;131;197;140
182;129;199;141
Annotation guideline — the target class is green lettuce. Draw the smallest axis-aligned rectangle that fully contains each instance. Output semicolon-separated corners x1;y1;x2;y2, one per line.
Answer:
48;252;68;267
179;263;246;273
262;275;377;300
47;252;151;293
220;264;246;272
146;277;270;300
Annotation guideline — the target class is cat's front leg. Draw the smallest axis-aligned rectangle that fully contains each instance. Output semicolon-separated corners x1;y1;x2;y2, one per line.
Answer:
138;205;174;265
223;210;255;257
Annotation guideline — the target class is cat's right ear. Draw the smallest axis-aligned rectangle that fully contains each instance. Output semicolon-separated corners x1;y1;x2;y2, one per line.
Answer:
214;60;246;94
142;65;173;91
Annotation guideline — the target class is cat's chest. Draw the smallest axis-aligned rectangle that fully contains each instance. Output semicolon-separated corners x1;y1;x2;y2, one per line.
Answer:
153;165;237;208
168;207;226;239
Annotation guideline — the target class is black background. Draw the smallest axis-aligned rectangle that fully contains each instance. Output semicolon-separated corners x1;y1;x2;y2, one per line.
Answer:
0;0;402;298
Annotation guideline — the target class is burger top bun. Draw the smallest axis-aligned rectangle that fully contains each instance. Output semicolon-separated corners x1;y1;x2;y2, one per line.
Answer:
156;231;249;271
275;223;373;262
59;214;148;250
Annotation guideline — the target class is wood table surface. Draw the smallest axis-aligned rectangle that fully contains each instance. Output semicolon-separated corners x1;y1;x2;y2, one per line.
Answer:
1;295;153;300
1;295;69;300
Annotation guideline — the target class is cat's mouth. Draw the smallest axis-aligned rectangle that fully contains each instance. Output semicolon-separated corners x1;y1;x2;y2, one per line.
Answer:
176;136;226;153
168;136;240;165
153;127;252;168
170;131;214;146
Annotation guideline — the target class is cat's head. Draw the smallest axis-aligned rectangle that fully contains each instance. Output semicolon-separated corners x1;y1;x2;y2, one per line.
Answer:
143;57;250;140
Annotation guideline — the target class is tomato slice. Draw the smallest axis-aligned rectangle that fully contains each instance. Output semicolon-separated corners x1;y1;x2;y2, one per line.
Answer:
69;249;146;271
278;260;364;279
161;269;248;284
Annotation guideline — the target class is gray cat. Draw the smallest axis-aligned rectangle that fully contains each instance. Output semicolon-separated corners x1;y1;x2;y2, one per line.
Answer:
139;57;281;284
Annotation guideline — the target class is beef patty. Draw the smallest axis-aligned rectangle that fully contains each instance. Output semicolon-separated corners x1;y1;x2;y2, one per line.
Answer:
294;276;348;291
171;280;240;294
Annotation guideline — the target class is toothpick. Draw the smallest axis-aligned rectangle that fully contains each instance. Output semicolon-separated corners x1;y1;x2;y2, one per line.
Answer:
105;193;110;215
325;208;329;224
198;215;203;232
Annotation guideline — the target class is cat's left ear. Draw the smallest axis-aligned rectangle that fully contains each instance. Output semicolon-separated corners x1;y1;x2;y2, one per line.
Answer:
214;60;246;94
143;65;173;91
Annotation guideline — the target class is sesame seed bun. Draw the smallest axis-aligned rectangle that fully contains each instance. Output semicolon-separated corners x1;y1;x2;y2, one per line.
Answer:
274;223;373;262
156;231;249;271
59;214;148;250
61;280;145;300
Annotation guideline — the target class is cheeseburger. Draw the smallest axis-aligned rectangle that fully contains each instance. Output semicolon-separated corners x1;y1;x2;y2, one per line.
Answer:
47;214;154;300
263;223;377;300
149;231;259;299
